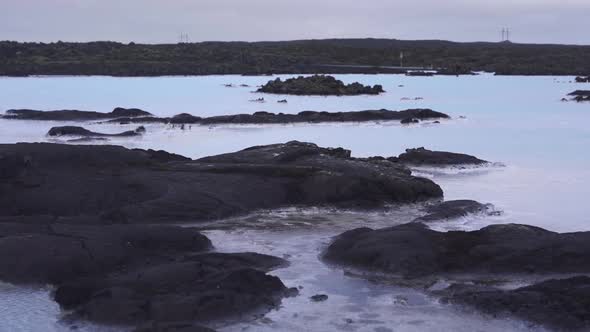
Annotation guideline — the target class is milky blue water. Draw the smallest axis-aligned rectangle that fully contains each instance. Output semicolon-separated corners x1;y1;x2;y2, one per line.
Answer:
0;74;588;331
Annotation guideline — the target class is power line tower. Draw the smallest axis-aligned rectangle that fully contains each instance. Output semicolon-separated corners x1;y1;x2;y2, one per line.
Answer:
500;28;511;42
178;33;190;44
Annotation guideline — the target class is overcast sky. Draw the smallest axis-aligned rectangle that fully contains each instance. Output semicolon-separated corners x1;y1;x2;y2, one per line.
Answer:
1;0;589;44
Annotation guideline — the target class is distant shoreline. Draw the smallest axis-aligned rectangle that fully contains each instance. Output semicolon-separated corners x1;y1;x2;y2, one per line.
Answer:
1;38;589;76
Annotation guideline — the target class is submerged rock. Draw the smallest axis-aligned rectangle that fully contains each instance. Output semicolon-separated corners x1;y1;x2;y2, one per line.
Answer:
397;147;488;166
47;126;144;137
440;276;590;331
310;294;329;302
414;200;498;222
324;223;590;278
2;107;152;121
0;141;442;223
257;75;384;96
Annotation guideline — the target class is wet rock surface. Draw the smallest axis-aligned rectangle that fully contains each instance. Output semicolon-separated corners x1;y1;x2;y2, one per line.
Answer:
0;221;290;329
324;223;590;278
397;147;488;166
2;107;152;121
257;75;384;96
439;276;590;331
0;141;442;223
414;200;498;222
47;126;145;137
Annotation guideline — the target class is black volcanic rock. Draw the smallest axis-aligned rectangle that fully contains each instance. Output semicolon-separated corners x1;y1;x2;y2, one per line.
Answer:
414;200;498;222
400;118;419;124
199;109;449;125
95;109;450;125
569;90;590;102
0;141;442;223
0;221;290;329
2;107;152;121
440;277;590;331
575;76;590;83
257;75;384;96
170;113;202;124
398;147;487;166
47;126;144;137
324;223;590;278
0;223;212;284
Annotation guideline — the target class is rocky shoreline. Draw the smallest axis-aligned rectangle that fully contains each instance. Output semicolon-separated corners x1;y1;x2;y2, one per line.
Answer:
323;222;590;330
2;108;450;125
1;140;588;331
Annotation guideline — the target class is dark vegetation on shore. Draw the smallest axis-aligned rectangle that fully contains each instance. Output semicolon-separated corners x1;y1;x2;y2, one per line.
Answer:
1;39;589;76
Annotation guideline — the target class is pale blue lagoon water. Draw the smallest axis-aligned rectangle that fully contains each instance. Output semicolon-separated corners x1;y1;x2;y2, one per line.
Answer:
0;74;589;331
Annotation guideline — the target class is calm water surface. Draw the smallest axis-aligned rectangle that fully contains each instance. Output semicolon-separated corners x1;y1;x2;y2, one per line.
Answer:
0;74;588;331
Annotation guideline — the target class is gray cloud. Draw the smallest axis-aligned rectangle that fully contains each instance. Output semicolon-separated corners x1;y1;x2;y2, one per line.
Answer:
0;0;588;44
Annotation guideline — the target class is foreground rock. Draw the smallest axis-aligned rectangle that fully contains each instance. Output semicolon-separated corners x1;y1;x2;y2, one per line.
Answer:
257;75;384;96
2;107;152;121
440;277;590;331
0;141;442;223
48;126;145;137
575;76;590;83
324;223;590;278
397;147;488;166
569;90;590;102
0;222;290;329
413;200;498;222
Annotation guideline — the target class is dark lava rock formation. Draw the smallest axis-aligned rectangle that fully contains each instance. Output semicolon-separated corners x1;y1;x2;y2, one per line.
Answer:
198;109;448;125
324;223;590;278
257;75;384;96
440;276;590;331
569;90;590;102
575;76;590;83
414;200;498;223
47;126;145;137
4;108;449;125
0;221;291;330
0;141;442;223
2;107;152;121
397;147;488;166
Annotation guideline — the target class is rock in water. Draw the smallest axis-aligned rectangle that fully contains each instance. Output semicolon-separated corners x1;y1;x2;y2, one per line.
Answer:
0;222;291;328
414;200;498;222
47;126;144;137
0;142;442;223
2;107;152;121
324;223;590;278
440;276;590;331
310;294;329;302
398;147;488;165
568;90;590;102
257;75;384;96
